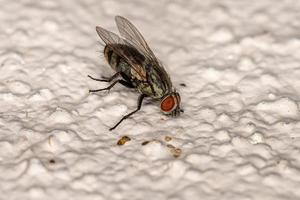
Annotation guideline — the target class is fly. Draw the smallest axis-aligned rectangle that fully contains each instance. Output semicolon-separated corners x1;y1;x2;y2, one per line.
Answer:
89;16;183;131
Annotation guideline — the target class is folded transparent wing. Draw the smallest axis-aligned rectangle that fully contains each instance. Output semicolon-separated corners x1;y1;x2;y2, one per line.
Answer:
115;16;159;65
96;26;147;80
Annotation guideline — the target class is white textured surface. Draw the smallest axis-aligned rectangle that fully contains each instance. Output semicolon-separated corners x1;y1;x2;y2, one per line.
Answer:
1;0;300;199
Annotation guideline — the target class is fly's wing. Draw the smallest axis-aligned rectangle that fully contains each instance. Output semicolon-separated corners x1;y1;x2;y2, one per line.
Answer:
115;16;159;65
115;16;173;90
96;26;147;80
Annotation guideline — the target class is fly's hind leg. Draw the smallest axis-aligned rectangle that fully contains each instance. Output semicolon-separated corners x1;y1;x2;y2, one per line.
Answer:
88;72;120;82
109;94;146;131
89;79;134;93
89;80;119;93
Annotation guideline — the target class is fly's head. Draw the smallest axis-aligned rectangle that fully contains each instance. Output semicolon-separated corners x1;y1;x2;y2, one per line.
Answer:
160;90;183;117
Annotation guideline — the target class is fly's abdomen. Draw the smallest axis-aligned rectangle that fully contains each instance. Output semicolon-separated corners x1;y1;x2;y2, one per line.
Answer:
104;46;133;79
137;73;166;99
104;44;146;80
104;45;120;71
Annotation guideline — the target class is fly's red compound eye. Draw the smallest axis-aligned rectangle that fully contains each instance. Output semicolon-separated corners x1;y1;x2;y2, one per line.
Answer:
160;95;176;113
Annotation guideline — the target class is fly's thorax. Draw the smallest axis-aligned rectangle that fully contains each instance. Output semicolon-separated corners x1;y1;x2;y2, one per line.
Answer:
136;82;164;98
143;62;172;98
150;69;169;97
135;64;170;99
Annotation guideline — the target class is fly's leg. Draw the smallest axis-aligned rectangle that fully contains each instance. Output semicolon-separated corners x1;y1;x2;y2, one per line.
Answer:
109;94;146;131
88;72;120;82
89;80;134;93
89;80;119;93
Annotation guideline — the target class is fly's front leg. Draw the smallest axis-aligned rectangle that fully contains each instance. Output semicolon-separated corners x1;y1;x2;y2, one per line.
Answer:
109;94;146;131
88;72;120;82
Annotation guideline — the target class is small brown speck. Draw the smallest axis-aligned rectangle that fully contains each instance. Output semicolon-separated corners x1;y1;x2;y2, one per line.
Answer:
172;148;182;158
180;83;186;87
166;144;182;158
165;136;172;142
117;136;131;145
49;159;56;164
166;144;175;148
141;141;150;146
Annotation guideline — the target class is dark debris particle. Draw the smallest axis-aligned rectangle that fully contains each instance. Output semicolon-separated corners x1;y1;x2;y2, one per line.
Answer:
49;159;56;164
141;141;150;146
179;83;186;87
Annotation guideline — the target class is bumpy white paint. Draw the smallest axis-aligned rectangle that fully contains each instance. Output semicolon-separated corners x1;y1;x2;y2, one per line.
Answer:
1;0;300;199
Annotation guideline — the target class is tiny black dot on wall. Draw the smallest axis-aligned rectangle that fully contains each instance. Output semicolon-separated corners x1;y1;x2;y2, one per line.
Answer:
49;159;56;164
